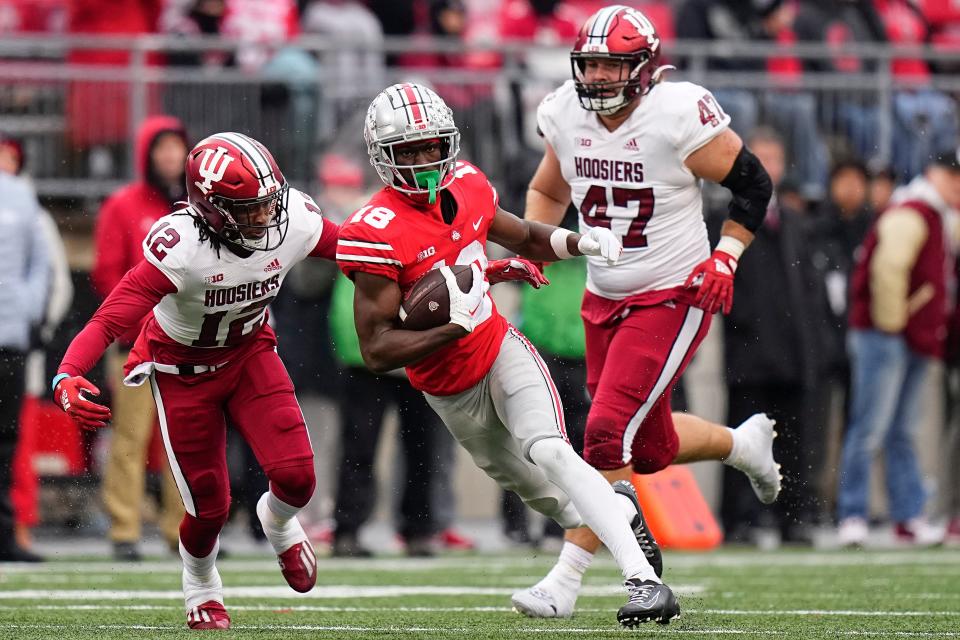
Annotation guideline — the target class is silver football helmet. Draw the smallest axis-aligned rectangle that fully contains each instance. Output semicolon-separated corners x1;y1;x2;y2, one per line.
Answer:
364;83;461;199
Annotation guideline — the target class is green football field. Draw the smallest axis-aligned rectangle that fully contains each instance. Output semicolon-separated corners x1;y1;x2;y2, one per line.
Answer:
0;548;958;639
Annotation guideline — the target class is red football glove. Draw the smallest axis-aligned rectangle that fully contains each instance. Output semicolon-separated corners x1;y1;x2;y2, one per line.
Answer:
684;250;738;315
485;258;550;289
53;375;112;431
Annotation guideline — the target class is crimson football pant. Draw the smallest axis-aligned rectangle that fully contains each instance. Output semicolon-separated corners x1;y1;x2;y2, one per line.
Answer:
149;346;315;558
583;303;711;474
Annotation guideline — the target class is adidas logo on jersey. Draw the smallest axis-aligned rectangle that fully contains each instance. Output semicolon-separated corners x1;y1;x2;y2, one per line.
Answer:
624;138;639;152
263;258;282;272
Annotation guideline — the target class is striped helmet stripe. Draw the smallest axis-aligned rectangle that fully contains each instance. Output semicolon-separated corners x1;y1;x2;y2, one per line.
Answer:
400;83;425;124
214;131;275;191
588;5;626;46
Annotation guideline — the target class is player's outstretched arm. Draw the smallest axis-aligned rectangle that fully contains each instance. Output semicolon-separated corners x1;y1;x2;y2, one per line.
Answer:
488;208;622;266
524;142;571;226
683;128;773;315
53;260;175;428
352;271;471;374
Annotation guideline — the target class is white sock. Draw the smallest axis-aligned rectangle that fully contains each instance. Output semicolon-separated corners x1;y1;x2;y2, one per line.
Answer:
543;542;593;589
179;538;218;578
528;439;660;583
257;491;307;555
722;426;744;468
179;538;223;610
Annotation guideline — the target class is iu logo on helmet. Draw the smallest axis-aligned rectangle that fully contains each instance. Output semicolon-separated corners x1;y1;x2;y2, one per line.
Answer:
194;147;235;195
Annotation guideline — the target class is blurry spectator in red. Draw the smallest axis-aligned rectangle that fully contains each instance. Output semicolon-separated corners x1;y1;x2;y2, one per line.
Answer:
0;0;67;33
497;0;581;44
92;115;188;561
161;0;231;68
66;0;162;167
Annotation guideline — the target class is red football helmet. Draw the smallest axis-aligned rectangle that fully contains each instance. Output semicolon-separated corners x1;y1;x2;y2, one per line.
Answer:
571;5;665;115
185;132;289;251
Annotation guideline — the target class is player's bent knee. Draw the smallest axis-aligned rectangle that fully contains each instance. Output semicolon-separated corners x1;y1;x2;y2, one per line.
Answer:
631;427;679;475
583;426;626;471
267;461;316;508
189;469;231;517
529;437;578;479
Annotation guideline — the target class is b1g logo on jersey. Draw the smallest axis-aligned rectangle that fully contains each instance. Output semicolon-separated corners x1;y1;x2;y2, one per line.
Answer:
194;146;235;195
416;246;436;263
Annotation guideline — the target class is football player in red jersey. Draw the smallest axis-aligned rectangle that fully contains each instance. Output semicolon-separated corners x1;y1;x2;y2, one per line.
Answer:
512;5;782;618
337;82;678;627
51;132;339;630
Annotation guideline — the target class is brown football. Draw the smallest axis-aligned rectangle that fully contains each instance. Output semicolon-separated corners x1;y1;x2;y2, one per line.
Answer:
400;265;474;331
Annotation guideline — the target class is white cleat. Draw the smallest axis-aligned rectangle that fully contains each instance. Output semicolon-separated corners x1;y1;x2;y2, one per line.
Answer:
730;413;781;504
511;583;577;619
837;517;868;548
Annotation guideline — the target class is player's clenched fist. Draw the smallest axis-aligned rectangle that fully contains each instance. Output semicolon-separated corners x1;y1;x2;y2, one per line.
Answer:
578;227;622;266
486;258;550;289
444;263;489;334
684;249;738;315
51;374;112;430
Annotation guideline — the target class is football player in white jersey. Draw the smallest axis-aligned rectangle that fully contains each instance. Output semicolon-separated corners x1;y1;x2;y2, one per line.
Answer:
51;133;339;629
511;5;783;619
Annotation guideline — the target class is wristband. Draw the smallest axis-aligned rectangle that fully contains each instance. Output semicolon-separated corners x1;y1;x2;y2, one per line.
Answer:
51;373;70;394
550;228;574;259
715;236;746;261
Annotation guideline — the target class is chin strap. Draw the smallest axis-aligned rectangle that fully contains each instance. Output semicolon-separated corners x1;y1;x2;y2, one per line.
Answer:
414;170;440;204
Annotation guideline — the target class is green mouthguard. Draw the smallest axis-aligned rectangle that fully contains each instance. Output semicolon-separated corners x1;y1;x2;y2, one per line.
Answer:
414;170;440;204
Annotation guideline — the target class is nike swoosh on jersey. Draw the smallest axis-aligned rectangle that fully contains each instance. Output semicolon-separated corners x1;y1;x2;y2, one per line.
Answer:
472;218;483;231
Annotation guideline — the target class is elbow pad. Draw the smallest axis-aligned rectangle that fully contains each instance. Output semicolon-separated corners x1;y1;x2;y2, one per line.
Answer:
719;146;772;233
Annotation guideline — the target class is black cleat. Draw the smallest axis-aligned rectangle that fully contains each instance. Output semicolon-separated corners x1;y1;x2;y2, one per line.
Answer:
617;578;680;627
612;480;662;578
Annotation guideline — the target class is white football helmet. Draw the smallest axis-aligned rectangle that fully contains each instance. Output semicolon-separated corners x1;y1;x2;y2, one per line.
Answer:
364;82;461;199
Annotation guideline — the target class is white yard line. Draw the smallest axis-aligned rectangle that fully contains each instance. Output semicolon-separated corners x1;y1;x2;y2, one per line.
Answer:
0;584;705;600
3;550;959;574
0;604;957;618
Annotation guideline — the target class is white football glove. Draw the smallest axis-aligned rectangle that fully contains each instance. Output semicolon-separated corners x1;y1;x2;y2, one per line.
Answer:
443;263;489;333
578;227;623;266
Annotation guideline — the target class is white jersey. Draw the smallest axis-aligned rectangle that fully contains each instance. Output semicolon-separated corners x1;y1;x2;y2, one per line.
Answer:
142;188;326;348
537;79;730;300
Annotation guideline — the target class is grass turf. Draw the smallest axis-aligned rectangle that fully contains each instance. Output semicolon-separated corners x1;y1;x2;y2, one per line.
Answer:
0;548;958;639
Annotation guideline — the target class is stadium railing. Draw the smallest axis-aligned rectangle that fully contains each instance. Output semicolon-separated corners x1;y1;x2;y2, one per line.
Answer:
0;35;958;200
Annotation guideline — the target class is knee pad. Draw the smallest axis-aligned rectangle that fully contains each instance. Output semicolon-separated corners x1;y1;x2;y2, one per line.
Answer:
189;469;231;521
268;461;316;509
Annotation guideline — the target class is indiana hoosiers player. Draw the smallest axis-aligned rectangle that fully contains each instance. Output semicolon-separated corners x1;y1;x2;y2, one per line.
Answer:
511;5;782;618
51;133;338;629
338;82;677;626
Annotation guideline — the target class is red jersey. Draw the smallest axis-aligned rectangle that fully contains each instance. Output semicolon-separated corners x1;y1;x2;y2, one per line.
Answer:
336;161;508;396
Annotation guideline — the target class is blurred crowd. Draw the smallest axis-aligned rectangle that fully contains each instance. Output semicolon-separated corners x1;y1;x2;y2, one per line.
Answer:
2;0;960;561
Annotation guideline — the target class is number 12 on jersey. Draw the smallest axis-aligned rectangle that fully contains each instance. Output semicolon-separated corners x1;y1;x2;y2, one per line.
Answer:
579;185;654;249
